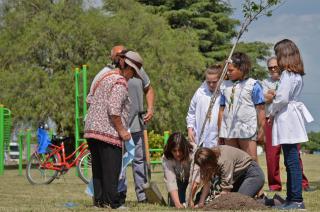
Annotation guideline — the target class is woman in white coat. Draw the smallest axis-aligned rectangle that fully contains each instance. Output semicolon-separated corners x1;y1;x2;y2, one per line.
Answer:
269;39;313;210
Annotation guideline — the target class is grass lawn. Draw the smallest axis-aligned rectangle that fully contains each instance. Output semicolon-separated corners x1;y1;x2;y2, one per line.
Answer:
0;154;319;211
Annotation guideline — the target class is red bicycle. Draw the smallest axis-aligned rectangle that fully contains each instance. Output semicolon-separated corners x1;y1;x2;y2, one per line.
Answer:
26;136;91;185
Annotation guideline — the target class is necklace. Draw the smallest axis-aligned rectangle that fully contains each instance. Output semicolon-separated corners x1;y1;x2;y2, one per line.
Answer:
228;80;240;112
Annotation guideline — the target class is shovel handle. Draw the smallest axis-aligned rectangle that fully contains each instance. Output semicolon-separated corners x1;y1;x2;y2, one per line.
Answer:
144;130;151;165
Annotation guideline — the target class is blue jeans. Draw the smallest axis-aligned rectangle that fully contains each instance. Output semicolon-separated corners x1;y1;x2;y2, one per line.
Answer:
282;144;303;202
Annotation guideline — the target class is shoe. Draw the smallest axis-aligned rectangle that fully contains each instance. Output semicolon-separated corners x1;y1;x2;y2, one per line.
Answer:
116;204;128;210
303;186;317;192
256;195;274;206
273;201;306;210
273;194;286;206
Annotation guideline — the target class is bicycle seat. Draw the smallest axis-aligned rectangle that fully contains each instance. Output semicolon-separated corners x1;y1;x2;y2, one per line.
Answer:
51;135;69;143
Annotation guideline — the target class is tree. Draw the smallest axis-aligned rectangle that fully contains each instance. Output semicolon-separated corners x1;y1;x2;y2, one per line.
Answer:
136;0;272;79
0;0;205;134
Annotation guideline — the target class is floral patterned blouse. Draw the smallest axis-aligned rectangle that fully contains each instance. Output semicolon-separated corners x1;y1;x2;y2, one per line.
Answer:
84;69;130;147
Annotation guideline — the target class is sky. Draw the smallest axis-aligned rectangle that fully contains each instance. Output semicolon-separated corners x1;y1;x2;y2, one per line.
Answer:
229;0;320;132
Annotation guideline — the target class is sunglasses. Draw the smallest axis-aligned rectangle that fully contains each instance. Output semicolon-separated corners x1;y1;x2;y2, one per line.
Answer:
268;66;279;72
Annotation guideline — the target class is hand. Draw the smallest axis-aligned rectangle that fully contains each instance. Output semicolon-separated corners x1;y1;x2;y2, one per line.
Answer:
187;128;195;143
267;89;276;96
194;200;205;208
197;202;205;208
218;138;225;145
143;108;154;123
256;127;265;145
188;200;195;208
119;129;131;141
175;203;185;209
220;190;230;195
268;116;274;124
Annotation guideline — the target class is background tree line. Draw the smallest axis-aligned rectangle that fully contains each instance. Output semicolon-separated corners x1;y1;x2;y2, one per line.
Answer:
0;0;273;137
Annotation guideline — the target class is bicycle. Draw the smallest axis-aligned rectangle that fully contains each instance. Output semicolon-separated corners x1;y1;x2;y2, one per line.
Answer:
26;135;91;185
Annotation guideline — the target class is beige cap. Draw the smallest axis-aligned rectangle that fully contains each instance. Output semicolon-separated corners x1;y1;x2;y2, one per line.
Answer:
123;51;143;78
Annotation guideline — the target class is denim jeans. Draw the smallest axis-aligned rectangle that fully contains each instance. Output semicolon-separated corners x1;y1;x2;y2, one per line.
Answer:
282;144;303;202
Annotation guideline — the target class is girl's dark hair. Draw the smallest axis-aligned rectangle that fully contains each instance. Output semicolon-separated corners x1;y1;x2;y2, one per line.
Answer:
163;132;193;161
194;147;221;183
231;52;251;76
274;39;305;75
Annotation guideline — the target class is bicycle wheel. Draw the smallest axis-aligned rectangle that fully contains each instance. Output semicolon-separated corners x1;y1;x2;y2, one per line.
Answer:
26;152;59;185
77;151;92;184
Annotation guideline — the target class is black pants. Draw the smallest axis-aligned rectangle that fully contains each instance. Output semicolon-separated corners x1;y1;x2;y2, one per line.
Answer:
87;139;122;208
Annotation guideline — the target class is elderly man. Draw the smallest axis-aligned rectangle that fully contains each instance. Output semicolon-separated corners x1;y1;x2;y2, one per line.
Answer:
84;51;145;209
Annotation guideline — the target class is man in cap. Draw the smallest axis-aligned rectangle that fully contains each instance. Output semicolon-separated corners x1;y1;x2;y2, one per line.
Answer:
116;49;155;203
84;50;145;209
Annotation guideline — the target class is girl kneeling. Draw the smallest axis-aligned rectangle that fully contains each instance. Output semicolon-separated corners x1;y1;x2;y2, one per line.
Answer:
194;146;264;208
162;132;197;208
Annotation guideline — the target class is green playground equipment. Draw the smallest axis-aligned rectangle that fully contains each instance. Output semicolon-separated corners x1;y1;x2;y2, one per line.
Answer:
74;65;88;153
74;65;88;176
17;130;32;176
0;105;12;175
149;131;170;166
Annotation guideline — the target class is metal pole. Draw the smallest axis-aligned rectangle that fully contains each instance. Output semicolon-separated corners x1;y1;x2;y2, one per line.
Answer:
82;65;87;122
18;131;23;176
0;105;4;175
163;131;169;145
74;68;80;152
26;129;31;161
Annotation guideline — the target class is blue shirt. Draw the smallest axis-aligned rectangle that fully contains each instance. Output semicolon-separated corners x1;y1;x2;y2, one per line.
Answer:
220;81;264;106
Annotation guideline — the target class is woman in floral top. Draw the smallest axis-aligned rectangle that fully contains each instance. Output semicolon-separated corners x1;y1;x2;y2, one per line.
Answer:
84;51;145;209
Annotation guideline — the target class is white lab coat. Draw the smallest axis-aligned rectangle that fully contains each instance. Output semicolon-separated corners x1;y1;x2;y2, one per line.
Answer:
186;82;220;147
269;71;313;145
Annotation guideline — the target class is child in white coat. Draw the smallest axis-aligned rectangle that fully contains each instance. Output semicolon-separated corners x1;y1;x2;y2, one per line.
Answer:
270;39;313;210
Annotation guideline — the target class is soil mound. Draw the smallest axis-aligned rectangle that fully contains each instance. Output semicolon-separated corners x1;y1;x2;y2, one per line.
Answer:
203;192;267;210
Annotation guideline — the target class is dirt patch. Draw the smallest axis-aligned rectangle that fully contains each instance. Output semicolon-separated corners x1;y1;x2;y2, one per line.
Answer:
203;192;267;210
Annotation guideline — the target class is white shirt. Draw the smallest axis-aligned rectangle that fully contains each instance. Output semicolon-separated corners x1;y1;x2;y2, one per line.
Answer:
186;82;220;147
269;70;313;145
260;77;278;117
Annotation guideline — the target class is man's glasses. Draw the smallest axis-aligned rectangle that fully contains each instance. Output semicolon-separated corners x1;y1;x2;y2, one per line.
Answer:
268;66;279;72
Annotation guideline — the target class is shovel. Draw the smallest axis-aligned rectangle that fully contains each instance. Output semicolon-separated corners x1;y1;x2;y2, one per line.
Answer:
142;129;166;206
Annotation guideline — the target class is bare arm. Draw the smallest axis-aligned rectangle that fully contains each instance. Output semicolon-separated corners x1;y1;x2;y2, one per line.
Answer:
169;190;184;208
255;104;266;145
110;115;131;141
143;85;155;123
197;182;211;208
218;106;225;145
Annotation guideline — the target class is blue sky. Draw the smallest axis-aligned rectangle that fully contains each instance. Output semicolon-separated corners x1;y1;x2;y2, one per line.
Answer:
229;0;320;132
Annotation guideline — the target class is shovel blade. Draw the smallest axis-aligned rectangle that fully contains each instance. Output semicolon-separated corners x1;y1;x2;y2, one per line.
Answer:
142;182;166;206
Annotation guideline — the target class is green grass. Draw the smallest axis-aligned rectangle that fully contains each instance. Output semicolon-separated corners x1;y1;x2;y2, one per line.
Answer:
0;154;319;211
